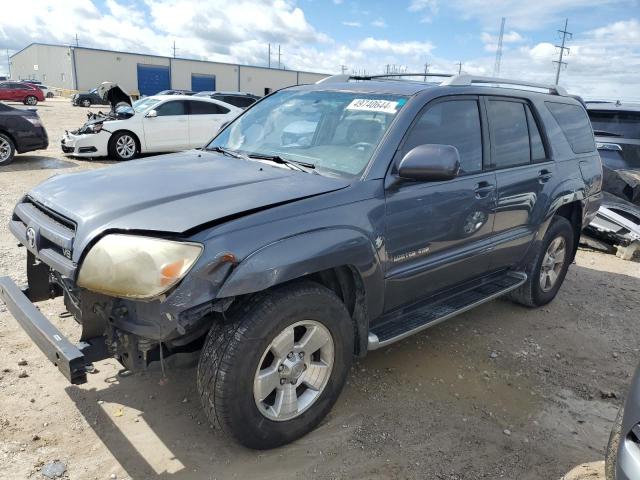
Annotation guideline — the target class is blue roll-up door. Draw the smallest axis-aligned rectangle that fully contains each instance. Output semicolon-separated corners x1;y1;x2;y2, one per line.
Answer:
191;74;216;92
137;64;170;96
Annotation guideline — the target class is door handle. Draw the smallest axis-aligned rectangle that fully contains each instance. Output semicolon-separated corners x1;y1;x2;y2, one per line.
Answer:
538;169;553;183
473;181;495;199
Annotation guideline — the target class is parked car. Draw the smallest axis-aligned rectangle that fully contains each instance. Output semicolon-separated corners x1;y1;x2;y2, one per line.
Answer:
587;101;640;171
156;89;196;96
72;88;110;107
0;81;45;105
61;82;241;160
0;102;48;165
194;90;260;109
0;74;602;449
606;361;640;480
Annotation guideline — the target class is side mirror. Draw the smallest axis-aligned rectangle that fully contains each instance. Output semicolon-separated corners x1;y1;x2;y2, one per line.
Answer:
145;109;157;118
398;144;461;182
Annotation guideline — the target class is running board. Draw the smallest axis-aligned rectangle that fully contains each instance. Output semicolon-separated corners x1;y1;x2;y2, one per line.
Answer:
368;271;527;350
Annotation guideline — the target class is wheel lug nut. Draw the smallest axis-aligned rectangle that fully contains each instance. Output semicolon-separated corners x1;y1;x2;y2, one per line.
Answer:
287;352;294;360
299;352;304;358
280;378;287;385
278;365;284;372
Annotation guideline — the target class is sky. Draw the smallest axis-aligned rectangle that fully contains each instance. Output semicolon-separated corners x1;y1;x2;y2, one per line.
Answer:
0;0;639;99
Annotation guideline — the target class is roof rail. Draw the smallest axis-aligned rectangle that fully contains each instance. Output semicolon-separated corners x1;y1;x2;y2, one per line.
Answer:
316;72;454;84
441;74;568;96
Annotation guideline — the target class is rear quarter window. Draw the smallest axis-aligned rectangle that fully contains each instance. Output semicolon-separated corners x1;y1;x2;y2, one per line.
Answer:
545;102;595;154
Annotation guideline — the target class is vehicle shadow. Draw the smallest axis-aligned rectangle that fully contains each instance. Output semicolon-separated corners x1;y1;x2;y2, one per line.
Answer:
63;261;640;479
2;154;77;172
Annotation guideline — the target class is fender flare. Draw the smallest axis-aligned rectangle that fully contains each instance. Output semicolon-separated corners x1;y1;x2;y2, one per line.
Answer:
217;227;385;320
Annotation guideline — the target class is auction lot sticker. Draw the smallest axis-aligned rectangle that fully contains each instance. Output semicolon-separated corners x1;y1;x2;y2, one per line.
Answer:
346;98;399;114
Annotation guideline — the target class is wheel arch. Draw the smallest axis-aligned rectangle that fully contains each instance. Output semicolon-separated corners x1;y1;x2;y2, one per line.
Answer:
553;200;583;261
109;129;141;153
216;228;385;356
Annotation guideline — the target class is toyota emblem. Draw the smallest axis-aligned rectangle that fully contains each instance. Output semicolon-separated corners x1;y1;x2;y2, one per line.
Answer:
26;227;37;250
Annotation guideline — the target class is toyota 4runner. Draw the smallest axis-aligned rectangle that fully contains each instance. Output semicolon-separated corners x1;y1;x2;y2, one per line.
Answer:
0;74;602;449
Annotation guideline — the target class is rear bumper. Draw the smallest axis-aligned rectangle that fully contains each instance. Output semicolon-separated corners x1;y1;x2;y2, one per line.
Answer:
0;276;88;384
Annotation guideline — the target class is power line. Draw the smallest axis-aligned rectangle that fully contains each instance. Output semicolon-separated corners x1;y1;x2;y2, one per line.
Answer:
553;18;572;85
493;17;505;76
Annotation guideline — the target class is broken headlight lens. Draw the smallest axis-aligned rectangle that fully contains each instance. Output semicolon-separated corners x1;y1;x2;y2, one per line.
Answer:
77;234;203;299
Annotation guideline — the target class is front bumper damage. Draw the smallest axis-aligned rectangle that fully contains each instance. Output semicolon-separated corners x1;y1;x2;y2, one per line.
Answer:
0;276;107;384
61;131;108;157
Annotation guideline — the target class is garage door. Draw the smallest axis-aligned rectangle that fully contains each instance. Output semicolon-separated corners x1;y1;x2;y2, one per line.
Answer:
137;64;170;96
191;74;216;92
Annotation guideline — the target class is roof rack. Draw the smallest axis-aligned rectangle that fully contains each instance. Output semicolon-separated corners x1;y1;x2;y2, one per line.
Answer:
441;74;568;96
316;72;568;96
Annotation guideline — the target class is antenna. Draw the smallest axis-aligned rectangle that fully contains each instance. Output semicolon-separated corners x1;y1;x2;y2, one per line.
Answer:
553;18;572;85
493;17;505;76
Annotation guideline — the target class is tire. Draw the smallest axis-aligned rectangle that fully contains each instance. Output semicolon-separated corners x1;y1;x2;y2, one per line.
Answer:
0;133;16;166
509;216;574;307
605;405;624;480
108;131;139;161
197;281;354;449
24;95;37;106
81;98;91;107
46;92;54;99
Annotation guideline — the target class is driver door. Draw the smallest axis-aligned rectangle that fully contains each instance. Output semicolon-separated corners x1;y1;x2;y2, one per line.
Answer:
142;100;190;152
383;96;497;311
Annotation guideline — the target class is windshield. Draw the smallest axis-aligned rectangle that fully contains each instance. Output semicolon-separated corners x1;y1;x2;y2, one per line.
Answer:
207;90;407;178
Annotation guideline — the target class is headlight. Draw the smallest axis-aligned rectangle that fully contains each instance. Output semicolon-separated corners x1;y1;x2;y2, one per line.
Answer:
77;234;203;299
24;117;42;127
88;123;103;133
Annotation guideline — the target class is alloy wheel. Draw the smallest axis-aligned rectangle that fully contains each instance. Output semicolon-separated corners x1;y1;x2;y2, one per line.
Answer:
115;135;136;159
0;137;12;162
539;236;567;292
253;320;334;422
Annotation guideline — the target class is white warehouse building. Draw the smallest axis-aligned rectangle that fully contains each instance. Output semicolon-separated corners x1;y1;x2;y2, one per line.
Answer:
10;43;329;97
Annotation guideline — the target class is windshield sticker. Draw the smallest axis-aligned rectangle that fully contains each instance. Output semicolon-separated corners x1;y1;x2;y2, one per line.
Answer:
346;99;400;114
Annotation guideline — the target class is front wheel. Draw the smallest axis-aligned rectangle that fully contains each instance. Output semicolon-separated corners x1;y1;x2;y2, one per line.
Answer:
0;133;16;166
108;131;138;160
81;98;91;107
24;95;37;106
509;215;574;307
197;281;354;449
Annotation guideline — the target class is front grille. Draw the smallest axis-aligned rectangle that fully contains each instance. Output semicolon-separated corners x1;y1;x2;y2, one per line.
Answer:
61;144;74;153
10;198;77;277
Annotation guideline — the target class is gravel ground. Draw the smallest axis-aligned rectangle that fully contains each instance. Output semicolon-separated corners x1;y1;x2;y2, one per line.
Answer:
1;99;639;480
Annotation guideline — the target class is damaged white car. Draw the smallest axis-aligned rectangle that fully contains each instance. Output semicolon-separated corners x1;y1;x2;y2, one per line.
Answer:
61;82;241;160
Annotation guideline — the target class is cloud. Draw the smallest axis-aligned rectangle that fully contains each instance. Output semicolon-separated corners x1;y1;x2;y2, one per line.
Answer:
358;37;435;56
481;30;525;52
408;0;438;14
343;21;362;27
371;19;386;28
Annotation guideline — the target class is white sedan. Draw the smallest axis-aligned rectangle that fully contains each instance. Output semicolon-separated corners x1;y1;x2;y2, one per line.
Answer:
61;84;241;161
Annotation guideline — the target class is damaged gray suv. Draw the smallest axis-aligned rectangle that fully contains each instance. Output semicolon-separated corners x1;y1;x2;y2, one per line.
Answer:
0;74;602;449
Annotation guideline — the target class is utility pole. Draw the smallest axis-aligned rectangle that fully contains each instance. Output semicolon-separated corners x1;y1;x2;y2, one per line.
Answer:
172;40;178;58
6;49;10;79
278;45;281;69
423;62;430;81
493;17;505;76
553;18;572;85
75;33;79;47
268;43;271;68
340;64;348;74
456;61;463;74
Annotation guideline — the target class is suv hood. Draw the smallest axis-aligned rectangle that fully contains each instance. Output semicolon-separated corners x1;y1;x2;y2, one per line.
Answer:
27;150;349;257
97;81;132;110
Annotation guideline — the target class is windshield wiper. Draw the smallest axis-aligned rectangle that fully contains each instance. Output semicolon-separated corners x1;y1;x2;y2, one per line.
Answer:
593;129;624;138
248;153;316;173
206;146;249;159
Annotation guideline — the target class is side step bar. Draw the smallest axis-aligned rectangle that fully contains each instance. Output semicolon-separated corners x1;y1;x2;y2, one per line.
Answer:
368;271;527;350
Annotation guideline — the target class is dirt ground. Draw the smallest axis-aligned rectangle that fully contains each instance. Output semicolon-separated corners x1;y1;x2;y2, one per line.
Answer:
1;99;639;480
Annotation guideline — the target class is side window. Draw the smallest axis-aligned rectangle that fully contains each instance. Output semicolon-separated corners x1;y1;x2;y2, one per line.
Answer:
236;97;256;108
487;100;530;168
403;99;483;173
545;102;595;154
155;101;186;116
189;100;229;115
525;105;547;162
589;111;640;139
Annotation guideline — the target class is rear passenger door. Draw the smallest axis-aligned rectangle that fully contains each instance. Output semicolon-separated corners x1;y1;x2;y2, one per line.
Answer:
485;97;555;270
186;100;231;147
383;96;498;311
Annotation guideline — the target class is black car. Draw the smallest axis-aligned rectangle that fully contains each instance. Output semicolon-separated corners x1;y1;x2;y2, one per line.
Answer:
156;89;196;96
72;88;109;107
0;102;49;165
193;90;259;109
587;101;640;170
